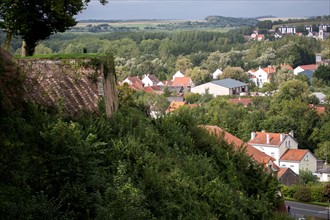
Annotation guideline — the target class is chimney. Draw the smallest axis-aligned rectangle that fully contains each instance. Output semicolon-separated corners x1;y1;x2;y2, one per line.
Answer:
280;133;285;142
251;131;256;140
266;133;270;144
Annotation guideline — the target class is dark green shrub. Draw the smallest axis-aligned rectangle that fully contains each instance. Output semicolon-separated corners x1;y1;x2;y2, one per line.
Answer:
293;186;311;202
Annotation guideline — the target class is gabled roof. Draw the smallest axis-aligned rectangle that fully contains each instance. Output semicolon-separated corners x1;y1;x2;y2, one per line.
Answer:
261;66;276;74
129;81;144;91
298;64;317;71
210;78;247;88
280;64;293;70
280;149;309;162
248;131;290;146
172;77;192;87
277;168;289;178
203;126;278;171
165;101;197;113
144;74;160;85
144;86;162;94
172;70;185;80
125;76;143;85
229;98;252;107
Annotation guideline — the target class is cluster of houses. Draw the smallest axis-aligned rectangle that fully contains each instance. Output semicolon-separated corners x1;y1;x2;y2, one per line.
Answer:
203;126;329;185
120;60;328;184
247;24;330;41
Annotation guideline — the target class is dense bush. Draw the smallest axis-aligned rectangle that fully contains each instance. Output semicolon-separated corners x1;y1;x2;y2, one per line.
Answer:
293;186;312;202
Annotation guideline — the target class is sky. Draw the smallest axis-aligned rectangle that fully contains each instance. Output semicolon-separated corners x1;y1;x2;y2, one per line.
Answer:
75;0;330;21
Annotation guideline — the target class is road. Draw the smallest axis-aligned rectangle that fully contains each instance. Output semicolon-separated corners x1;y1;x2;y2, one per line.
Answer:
285;200;330;219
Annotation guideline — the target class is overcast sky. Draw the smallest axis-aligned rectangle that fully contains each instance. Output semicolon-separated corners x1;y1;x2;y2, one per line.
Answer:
75;0;330;20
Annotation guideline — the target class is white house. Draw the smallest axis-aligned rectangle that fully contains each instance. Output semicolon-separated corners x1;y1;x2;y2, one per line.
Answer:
315;166;330;182
142;74;160;87
248;131;298;166
293;64;317;75
122;76;143;86
212;68;223;79
248;131;318;175
249;66;276;88
172;70;185;80
279;149;317;175
191;78;248;96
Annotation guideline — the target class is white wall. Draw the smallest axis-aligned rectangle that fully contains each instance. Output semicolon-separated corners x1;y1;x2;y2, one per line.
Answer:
191;83;230;96
251;145;280;166
300;152;317;173
280;161;299;174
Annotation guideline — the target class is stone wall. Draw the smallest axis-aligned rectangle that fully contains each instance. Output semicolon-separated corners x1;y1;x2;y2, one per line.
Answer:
16;58;117;117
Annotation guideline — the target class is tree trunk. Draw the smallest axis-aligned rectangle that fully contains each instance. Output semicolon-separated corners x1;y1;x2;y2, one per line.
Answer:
3;30;12;51
21;39;27;57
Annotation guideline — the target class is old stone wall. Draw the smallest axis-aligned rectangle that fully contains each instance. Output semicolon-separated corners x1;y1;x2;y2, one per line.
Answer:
16;58;117;117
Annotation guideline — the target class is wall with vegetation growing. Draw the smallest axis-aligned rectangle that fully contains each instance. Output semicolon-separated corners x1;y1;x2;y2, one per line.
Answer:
15;57;118;117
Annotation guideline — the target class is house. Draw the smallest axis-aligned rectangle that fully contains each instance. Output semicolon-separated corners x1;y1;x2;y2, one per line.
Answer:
248;131;318;175
248;131;298;166
293;64;317;75
212;68;223;79
191;78;248;96
142;74;160;87
280;149;317;174
165;101;198;113
277;168;299;185
315;166;330;182
172;70;185;80
122;76;143;86
311;92;327;104
278;26;296;35
229;97;252;107
172;76;194;88
249;66;276;88
203;125;279;173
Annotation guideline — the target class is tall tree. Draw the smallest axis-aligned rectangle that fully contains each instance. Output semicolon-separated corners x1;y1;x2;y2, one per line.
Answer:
0;0;108;56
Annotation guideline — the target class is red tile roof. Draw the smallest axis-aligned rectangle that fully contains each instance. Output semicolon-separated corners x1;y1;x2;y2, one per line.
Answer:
229;98;252;107
127;76;143;85
262;67;276;74
248;132;288;146
277;167;289;178
280;149;308;162
203;126;278;170
172;77;192;87
280;64;293;70
165;101;198;113
299;64;317;71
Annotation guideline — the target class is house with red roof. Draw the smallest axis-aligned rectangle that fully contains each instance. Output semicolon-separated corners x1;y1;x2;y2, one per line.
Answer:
294;64;317;75
172;76;194;88
248;131;298;166
280;149;317;174
203;126;279;173
122;76;143;87
229;97;252;107
248;131;318;175
248;66;276;88
277;168;299;185
165;101;198;113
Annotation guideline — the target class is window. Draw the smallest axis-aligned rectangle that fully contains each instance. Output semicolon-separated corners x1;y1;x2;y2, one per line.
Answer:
288;141;291;147
282;164;286;167
290;165;294;168
271;152;275;157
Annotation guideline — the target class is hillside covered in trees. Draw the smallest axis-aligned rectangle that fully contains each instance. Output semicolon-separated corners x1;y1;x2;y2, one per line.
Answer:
0;52;284;219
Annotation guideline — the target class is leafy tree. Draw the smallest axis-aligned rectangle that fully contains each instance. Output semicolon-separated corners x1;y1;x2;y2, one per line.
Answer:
0;0;108;56
185;67;211;86
313;65;330;86
221;66;249;82
175;56;192;74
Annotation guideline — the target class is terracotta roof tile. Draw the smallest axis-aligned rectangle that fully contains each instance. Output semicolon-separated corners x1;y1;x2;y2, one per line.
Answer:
280;149;308;162
203;126;277;170
172;77;192;87
229;98;252;107
277;167;289;178
299;64;317;71
248;132;288;146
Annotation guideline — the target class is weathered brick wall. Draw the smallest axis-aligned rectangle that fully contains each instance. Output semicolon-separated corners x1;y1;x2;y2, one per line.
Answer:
16;59;117;116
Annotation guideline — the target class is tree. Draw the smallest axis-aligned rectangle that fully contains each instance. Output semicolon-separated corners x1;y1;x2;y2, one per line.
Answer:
221;66;249;82
0;0;108;56
313;65;330;86
175;56;192;73
185;67;211;86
